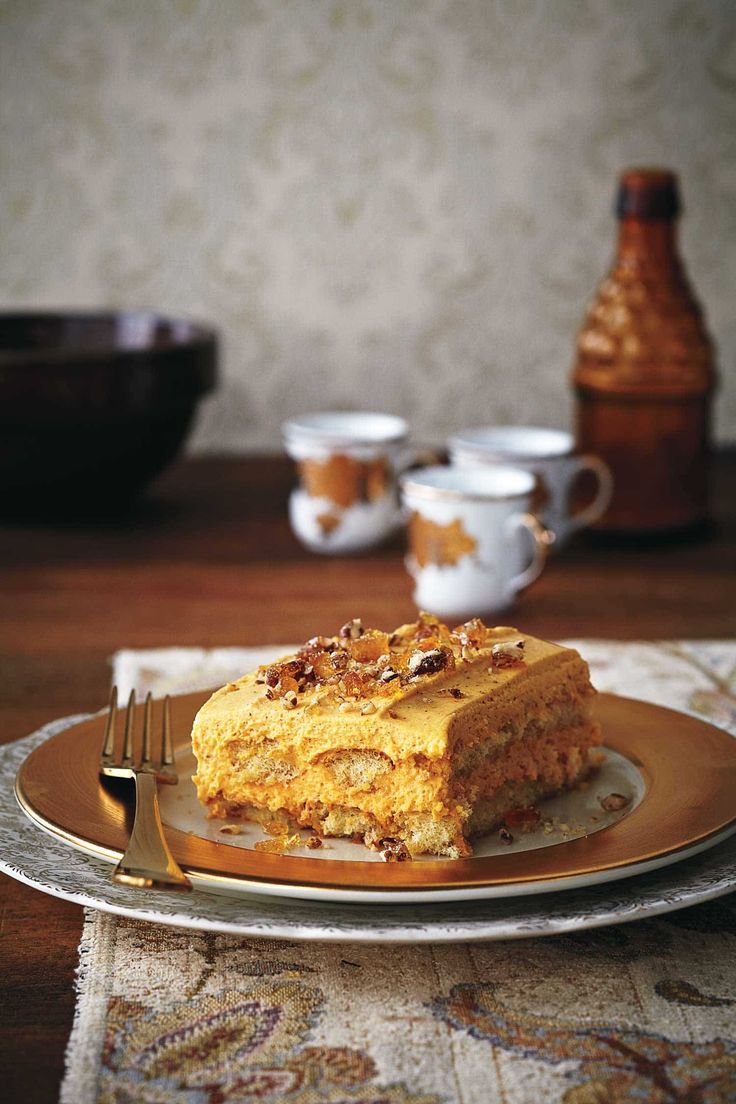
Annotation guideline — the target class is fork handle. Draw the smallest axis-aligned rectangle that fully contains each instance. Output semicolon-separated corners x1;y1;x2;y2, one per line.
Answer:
112;772;192;891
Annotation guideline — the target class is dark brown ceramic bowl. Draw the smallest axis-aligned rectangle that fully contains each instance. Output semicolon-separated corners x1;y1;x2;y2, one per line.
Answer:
0;311;217;517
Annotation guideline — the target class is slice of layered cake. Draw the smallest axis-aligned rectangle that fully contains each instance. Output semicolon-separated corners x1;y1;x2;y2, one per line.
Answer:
191;616;601;858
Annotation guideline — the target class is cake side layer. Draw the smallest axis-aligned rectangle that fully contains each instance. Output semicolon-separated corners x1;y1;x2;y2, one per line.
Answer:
446;650;597;756
205;796;469;858
191;631;584;772
204;729;600;860
193;692;596;830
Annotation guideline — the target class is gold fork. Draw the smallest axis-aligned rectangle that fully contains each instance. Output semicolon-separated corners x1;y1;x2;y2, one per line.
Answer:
101;686;192;890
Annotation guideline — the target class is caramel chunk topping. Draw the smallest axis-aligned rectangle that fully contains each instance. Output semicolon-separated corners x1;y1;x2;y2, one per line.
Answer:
254;833;302;854
256;616;521;704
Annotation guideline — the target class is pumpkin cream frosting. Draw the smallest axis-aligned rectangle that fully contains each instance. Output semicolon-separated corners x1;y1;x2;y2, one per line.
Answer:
191;615;601;858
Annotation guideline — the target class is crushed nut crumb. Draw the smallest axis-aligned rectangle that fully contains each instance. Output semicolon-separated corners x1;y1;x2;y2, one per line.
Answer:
361;701;377;715
600;792;631;812
377;837;411;862
499;826;514;845
489;640;526;670
305;836;323;849
339;618;364;640
282;690;298;709
408;647;453;677
339;701;361;713
504;806;541;830
219;825;242;835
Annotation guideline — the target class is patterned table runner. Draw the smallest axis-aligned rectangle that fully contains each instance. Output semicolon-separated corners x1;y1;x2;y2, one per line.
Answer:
61;641;736;1104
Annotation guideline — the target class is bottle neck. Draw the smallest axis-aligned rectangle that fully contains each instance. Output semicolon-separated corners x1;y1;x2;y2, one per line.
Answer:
616;217;679;262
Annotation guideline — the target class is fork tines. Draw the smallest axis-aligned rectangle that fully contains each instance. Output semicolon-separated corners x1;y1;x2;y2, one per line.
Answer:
101;686;175;775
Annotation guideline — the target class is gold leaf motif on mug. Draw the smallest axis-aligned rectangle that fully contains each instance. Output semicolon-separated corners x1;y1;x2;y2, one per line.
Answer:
315;512;341;536
299;455;389;509
408;512;478;568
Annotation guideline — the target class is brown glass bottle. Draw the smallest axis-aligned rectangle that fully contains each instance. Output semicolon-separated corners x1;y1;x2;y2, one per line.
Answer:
572;169;716;534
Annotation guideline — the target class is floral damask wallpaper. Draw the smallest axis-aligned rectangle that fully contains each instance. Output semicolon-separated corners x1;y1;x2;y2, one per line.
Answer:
1;0;735;449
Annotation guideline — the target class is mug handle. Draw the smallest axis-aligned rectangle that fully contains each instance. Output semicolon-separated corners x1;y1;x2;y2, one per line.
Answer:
505;512;555;598
567;455;614;532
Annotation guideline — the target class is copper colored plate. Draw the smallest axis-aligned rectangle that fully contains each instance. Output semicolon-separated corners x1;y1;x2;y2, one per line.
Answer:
15;692;736;896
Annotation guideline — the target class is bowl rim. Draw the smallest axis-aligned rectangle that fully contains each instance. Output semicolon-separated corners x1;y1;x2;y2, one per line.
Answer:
0;309;218;369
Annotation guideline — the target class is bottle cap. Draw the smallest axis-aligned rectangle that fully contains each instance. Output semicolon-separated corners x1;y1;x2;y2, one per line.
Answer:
616;168;681;219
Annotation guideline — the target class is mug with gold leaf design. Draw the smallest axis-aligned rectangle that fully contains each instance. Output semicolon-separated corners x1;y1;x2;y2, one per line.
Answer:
448;427;613;549
399;465;553;621
283;412;411;553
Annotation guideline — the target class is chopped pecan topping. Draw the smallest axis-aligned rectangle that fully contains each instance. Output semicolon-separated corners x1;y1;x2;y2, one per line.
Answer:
499;826;514;844
339;618;364;640
306;835;323;849
489;640;526;670
330;650;349;672
408;646;454;677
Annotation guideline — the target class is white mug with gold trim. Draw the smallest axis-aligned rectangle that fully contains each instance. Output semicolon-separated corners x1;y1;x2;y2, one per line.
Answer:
399;465;552;621
448;426;613;549
282;412;410;553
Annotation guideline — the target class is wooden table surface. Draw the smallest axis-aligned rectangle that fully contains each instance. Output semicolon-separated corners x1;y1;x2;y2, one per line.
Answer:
1;453;735;1103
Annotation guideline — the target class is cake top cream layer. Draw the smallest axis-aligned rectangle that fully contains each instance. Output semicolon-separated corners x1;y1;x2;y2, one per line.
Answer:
192;616;593;763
